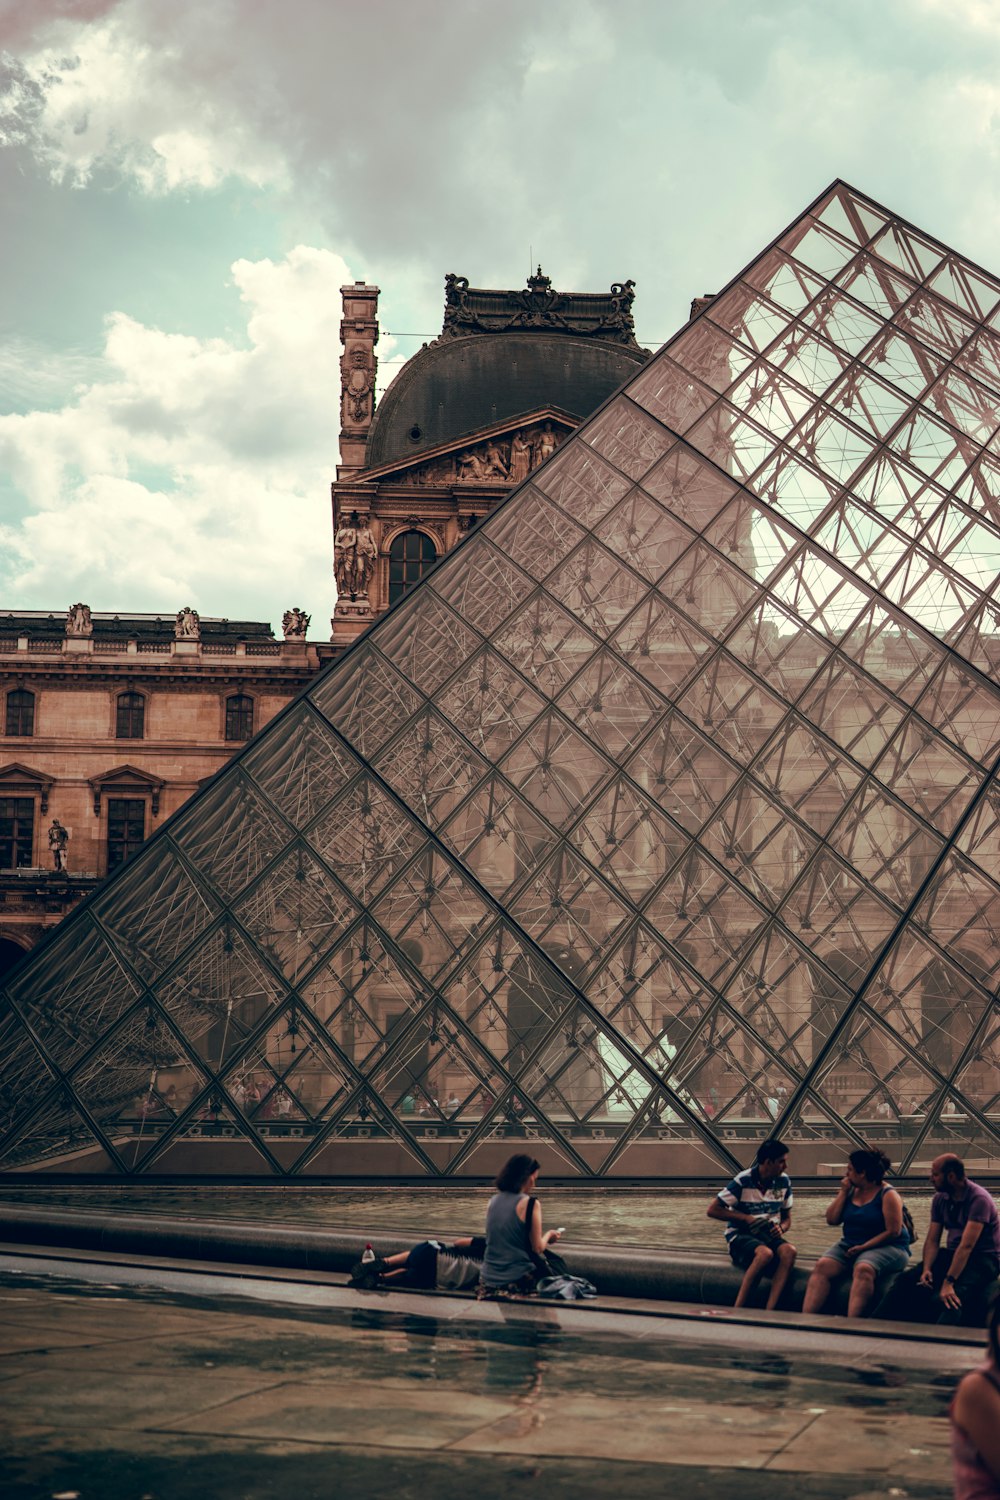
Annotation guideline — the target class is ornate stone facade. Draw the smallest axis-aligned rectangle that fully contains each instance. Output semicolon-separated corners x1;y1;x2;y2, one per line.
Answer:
0;610;326;977
330;269;647;647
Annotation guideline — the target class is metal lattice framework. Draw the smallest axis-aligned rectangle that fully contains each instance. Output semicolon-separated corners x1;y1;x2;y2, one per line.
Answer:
5;180;1000;1180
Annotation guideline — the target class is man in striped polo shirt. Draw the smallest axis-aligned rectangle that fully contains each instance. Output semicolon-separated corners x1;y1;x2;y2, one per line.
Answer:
708;1137;797;1309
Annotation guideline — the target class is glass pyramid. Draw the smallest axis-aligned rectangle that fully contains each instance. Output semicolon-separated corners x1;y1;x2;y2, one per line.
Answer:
6;180;1000;1181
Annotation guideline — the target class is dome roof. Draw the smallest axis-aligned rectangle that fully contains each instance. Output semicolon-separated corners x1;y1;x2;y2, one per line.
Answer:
365;331;647;471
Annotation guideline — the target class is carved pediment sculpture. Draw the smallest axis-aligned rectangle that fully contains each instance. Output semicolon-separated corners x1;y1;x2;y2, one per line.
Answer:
382;421;570;489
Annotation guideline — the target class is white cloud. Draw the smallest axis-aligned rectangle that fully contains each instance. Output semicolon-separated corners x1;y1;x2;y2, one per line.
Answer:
0;244;374;630
0;8;288;191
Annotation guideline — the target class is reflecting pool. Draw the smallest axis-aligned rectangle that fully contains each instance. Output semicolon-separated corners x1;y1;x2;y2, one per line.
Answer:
0;1184;943;1256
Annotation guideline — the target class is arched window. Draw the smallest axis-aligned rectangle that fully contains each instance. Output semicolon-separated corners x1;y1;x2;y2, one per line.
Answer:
389;530;436;605
225;693;254;742
0;935;29;981
115;691;145;740
5;689;34;737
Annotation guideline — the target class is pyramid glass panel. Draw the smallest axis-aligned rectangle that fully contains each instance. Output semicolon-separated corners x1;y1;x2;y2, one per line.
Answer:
9;181;1000;1179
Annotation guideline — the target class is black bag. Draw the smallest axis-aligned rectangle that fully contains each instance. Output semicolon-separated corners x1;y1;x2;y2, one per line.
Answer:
901;1202;916;1243
541;1247;571;1279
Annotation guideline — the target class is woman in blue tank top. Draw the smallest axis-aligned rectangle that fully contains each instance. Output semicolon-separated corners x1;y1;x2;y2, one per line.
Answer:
477;1153;563;1300
803;1147;910;1318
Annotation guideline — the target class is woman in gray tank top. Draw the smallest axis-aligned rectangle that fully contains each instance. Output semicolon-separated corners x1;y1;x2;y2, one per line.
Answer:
477;1153;562;1300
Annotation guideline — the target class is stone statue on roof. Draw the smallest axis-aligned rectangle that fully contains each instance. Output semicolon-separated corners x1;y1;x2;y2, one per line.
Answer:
66;603;92;637
282;607;310;639
175;606;200;639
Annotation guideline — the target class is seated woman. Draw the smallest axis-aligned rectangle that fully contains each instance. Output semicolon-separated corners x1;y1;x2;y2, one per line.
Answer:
803;1147;910;1318
477;1152;561;1300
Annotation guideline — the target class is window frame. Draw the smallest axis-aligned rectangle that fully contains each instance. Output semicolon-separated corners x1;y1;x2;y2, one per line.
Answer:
105;795;147;874
0;794;34;869
225;693;255;742
5;688;35;738
115;690;146;741
388;529;438;606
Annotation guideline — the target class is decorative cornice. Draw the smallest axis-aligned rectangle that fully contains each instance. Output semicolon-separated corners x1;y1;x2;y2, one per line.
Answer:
435;269;640;348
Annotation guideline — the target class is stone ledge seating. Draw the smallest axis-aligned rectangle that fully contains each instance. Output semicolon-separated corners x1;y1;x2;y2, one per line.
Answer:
1;1204;996;1327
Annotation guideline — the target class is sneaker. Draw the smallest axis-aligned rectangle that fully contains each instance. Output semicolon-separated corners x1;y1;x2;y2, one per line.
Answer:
348;1256;387;1288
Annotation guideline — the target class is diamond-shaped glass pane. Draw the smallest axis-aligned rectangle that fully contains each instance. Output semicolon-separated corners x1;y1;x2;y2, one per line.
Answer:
173;773;290;902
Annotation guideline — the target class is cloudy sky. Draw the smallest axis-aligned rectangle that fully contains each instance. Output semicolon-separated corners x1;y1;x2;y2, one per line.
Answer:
1;0;1000;635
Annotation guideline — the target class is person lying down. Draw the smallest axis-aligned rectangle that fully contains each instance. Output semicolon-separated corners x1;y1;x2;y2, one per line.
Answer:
349;1236;486;1292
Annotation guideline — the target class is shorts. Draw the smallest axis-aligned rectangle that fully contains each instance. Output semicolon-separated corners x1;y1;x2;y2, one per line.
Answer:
822;1239;910;1276
728;1230;786;1271
403;1240;439;1288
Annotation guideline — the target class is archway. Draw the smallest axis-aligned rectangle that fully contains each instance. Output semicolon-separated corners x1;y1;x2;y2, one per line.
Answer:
0;935;30;982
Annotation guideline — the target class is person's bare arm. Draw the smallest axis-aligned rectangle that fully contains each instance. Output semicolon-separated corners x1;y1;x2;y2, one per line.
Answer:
939;1220;985;1310
953;1371;1000;1480
527;1198;560;1254
918;1221;942;1285
707;1198;754;1229
826;1178;851;1227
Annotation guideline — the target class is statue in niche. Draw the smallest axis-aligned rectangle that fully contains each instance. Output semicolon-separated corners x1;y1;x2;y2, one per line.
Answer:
334;512;377;601
66;602;92;637
282;607;310;639
532;421;559;469
508;430;532;485
334;513;358;597
482;440;509;479
175;606;200;639
48;819;69;873
355;521;378;595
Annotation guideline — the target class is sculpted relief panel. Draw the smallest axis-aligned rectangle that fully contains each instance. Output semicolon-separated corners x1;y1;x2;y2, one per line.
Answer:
395;422;567;487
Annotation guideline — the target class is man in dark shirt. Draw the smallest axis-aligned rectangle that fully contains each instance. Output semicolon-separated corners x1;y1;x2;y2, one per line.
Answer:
918;1154;1000;1325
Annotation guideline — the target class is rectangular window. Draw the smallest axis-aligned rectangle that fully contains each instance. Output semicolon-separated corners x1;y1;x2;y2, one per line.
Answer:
5;690;35;737
115;692;145;739
225;694;254;741
0;796;34;868
106;797;145;873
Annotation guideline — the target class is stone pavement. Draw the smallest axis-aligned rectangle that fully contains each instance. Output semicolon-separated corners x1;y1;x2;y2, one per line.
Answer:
0;1248;981;1500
